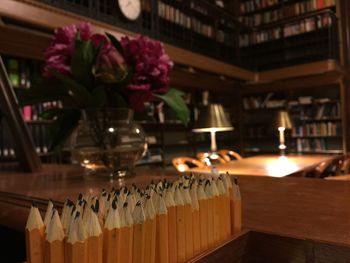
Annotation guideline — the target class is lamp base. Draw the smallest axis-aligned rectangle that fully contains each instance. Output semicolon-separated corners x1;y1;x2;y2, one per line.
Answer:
279;144;286;156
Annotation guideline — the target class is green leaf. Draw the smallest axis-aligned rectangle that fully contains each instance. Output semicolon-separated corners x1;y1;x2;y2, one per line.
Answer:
154;88;190;125
90;87;107;108
51;71;92;107
106;32;125;56
71;39;95;89
46;108;81;152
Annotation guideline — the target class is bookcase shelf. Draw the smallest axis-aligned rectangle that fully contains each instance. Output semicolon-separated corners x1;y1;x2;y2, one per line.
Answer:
240;82;345;155
239;0;336;27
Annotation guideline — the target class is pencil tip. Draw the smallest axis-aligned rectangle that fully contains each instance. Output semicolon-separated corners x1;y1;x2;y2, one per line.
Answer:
112;200;117;210
95;199;99;213
75;211;80;219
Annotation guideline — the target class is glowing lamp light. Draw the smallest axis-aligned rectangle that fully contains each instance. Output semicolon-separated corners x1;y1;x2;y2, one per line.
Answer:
266;156;298;177
274;110;293;156
178;164;187;172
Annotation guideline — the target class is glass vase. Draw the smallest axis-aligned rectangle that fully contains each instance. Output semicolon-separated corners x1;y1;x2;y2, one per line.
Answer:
71;109;147;178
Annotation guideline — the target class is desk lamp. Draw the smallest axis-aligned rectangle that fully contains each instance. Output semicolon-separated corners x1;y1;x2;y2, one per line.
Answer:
274;110;293;156
193;104;233;164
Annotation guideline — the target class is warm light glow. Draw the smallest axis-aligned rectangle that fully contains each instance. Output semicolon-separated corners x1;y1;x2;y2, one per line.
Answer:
108;127;115;133
192;127;233;133
135;128;140;134
278;126;286;153
210;153;220;159
204;157;211;166
83;159;90;164
178;164;187;172
266;156;298;177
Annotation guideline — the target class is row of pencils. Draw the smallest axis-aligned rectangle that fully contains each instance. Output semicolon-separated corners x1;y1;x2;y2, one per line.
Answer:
26;173;242;263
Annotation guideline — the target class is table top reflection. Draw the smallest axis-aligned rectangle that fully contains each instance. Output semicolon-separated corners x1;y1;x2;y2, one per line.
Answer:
190;154;339;177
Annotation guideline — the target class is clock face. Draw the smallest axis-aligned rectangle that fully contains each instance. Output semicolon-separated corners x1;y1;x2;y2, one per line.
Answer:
117;0;142;21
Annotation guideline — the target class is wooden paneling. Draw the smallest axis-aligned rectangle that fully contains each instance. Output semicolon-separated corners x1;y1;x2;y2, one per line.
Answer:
257;60;342;82
193;231;350;263
241;71;342;94
0;25;50;60
170;68;238;92
190;231;251;263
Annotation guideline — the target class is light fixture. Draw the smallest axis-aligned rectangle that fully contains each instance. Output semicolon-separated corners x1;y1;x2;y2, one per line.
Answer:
274;110;293;156
193;104;233;154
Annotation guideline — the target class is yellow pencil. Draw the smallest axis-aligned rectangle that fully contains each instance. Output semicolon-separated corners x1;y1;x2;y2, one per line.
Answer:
26;203;45;263
44;209;65;263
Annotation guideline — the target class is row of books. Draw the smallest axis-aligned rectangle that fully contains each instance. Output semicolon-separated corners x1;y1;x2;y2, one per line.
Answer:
240;0;279;15
21;101;63;122
296;104;341;120
239;13;333;47
291;122;341;137
239;9;281;27
157;1;214;38
239;0;335;26
294;138;337;152
284;0;335;18
0;120;51;159
0;121;15;159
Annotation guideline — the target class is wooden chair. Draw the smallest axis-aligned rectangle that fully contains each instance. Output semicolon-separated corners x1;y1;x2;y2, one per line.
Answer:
341;156;350;174
307;156;343;178
218;150;243;162
196;152;226;166
172;157;204;172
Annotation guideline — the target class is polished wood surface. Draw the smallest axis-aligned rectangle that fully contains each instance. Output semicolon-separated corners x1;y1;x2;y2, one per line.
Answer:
1;164;350;248
190;155;338;177
326;174;350;180
172;157;204;172
238;175;350;247
257;60;342;82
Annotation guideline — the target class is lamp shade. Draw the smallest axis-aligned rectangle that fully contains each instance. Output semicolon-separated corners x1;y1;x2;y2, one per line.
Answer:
274;110;293;129
193;104;233;132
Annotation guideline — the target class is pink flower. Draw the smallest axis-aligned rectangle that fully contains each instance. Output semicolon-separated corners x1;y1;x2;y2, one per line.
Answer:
121;35;173;110
91;34;127;83
43;22;92;78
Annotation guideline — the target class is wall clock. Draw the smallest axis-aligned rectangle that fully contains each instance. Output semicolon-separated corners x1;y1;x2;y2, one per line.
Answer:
117;0;142;21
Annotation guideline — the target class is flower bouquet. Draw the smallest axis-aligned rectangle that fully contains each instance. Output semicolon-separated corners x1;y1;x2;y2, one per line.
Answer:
19;22;189;176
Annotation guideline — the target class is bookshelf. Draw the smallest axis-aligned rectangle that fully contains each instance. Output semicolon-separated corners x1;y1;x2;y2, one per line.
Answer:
239;9;339;70
40;0;241;67
239;0;336;27
0;56;63;163
240;84;345;155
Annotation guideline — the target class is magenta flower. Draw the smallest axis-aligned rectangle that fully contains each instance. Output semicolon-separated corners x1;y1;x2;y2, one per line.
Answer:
91;34;127;83
43;22;92;78
121;35;173;110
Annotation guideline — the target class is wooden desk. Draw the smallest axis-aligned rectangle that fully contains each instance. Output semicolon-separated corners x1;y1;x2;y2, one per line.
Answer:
191;154;338;177
1;164;350;261
326;174;350;180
